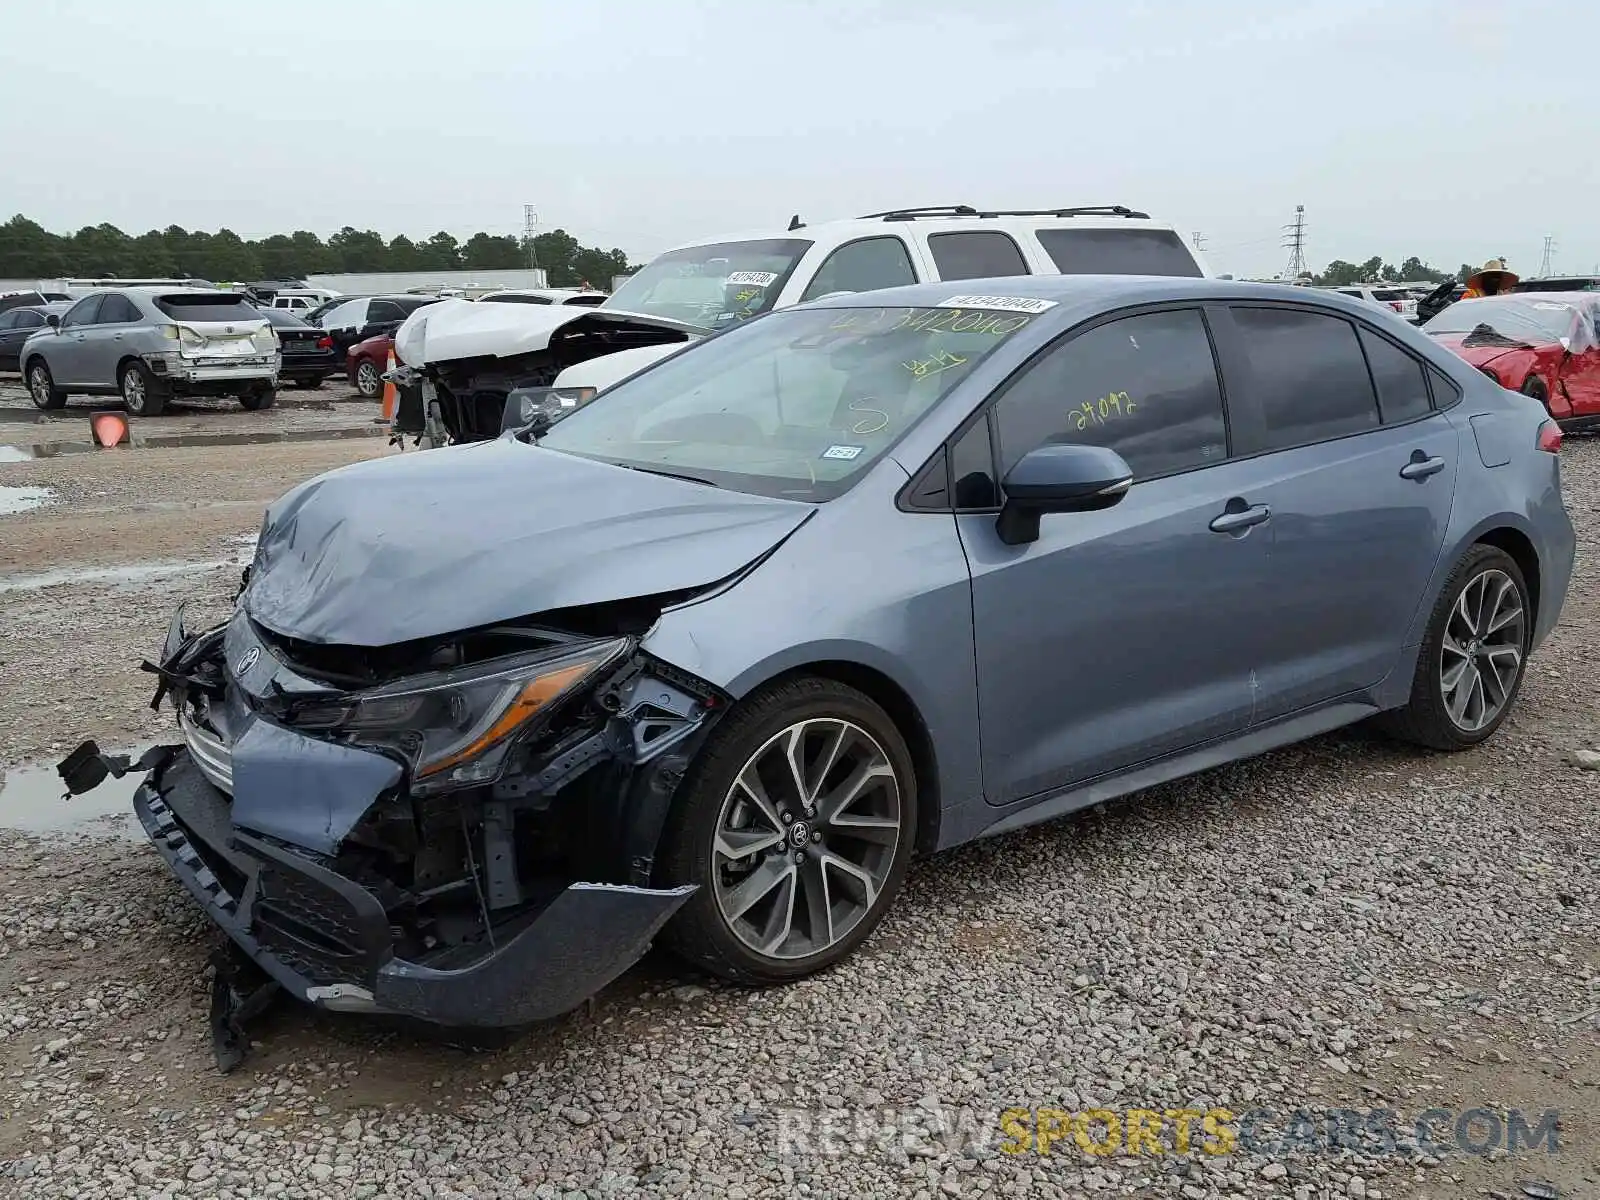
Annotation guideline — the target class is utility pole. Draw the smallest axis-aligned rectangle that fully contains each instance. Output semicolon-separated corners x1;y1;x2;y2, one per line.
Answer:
1191;231;1208;253
1282;205;1307;281
1538;235;1555;277
523;204;539;271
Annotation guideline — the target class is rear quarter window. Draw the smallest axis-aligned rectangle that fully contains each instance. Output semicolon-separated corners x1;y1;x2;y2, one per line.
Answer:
1034;228;1203;278
154;294;263;322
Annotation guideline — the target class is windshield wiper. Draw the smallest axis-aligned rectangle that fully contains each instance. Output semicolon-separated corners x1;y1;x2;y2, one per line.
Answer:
623;464;721;488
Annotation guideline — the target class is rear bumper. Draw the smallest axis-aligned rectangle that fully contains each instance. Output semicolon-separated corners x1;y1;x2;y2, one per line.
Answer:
135;749;694;1027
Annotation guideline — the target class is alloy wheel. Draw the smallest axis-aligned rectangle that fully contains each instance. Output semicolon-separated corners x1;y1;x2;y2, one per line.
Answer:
29;366;51;406
711;718;903;960
357;362;379;396
1439;567;1525;732
122;368;146;414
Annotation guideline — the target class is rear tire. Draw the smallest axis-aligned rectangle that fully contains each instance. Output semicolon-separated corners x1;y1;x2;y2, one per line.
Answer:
25;360;66;410
293;377;323;391
120;360;166;417
1375;544;1531;751
354;360;381;399
239;386;277;411
657;677;917;985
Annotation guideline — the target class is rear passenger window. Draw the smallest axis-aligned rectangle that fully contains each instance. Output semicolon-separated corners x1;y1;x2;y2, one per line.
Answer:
927;232;1028;281
994;308;1227;480
1358;328;1431;423
1033;228;1203;278
1231;308;1379;449
800;237;917;301
1427;365;1461;409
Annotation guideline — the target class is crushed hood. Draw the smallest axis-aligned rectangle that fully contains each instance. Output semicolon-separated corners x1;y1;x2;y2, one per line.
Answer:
242;439;813;647
394;299;706;367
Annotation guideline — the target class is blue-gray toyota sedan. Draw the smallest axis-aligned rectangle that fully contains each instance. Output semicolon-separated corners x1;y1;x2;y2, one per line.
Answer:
61;275;1575;1062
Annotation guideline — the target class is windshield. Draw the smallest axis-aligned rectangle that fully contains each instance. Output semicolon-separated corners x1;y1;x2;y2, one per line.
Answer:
537;302;1041;501
1423;297;1580;347
604;239;811;328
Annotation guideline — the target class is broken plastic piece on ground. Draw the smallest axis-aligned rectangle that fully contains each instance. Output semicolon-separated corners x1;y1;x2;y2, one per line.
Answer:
209;942;281;1074
56;741;168;796
1520;1182;1560;1199
89;410;130;448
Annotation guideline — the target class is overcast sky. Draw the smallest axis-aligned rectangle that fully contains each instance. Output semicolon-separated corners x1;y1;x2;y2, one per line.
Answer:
2;0;1595;279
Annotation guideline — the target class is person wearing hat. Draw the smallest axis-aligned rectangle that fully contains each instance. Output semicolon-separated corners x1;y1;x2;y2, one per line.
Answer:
1461;257;1519;299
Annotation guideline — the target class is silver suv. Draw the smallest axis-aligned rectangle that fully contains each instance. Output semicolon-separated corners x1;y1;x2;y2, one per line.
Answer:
21;288;280;416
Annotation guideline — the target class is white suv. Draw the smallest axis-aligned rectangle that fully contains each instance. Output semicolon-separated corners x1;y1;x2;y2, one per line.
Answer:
394;205;1209;442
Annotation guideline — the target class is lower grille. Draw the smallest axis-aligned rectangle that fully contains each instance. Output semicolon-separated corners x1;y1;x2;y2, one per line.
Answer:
253;861;373;987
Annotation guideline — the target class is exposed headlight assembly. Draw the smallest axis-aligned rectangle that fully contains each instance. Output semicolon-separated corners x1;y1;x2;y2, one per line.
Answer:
286;638;628;793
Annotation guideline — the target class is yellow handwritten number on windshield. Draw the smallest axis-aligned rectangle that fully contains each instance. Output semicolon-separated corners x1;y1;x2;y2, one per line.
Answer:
903;349;968;378
1072;391;1135;432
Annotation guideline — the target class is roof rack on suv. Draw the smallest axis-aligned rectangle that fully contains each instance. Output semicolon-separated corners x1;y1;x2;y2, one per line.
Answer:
860;204;1151;222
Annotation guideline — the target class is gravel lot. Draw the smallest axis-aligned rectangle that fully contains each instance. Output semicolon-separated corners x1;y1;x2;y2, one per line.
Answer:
0;396;1596;1199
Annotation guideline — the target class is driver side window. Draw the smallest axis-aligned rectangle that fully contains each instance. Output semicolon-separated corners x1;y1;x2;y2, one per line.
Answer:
801;238;917;302
61;295;104;328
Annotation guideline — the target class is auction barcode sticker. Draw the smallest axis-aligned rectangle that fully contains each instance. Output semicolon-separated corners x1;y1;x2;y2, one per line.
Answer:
937;295;1057;314
727;271;779;286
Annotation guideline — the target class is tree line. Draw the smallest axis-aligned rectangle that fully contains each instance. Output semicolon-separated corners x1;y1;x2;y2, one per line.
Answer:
1310;256;1478;287
0;215;633;288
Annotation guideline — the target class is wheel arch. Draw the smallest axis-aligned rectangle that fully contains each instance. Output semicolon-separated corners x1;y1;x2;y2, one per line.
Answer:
1474;524;1541;630
115;353;150;383
739;659;943;857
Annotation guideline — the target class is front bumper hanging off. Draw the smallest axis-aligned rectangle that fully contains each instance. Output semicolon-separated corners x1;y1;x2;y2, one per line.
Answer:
108;745;693;1067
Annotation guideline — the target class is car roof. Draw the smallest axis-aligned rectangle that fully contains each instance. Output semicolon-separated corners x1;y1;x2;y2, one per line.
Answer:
810;274;1374;316
654;207;1183;256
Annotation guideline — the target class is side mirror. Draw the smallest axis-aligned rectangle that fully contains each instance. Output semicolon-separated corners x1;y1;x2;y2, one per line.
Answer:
45;313;60;329
995;442;1132;546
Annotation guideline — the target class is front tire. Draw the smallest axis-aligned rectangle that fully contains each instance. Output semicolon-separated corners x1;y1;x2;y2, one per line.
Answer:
1376;544;1531;750
26;360;66;411
657;677;917;985
239;386;276;411
293;377;323;391
354;360;381;399
120;360;166;416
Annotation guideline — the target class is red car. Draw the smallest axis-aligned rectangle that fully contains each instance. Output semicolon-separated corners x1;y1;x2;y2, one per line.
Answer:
347;333;394;399
1423;292;1600;427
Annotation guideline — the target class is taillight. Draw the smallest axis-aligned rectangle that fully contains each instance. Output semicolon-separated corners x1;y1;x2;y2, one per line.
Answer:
1537;420;1562;453
316;336;333;350
1388;301;1402;312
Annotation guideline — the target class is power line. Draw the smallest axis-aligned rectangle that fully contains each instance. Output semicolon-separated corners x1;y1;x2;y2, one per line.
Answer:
1281;205;1307;280
1191;231;1208;253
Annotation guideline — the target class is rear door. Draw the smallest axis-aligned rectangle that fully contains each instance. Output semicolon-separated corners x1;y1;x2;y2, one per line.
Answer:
0;310;37;368
86;293;141;384
1212;305;1459;720
1555;301;1600;417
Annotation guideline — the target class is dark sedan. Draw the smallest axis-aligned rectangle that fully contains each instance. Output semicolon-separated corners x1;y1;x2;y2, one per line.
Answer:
261;308;337;389
0;302;71;372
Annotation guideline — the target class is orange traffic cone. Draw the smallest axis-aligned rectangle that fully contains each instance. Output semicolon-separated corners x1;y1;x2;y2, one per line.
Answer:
380;348;398;421
90;411;129;448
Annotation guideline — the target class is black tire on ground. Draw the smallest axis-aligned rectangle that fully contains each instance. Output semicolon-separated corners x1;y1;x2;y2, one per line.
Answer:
24;360;66;410
655;676;918;985
1374;543;1532;751
354;360;381;399
292;377;323;390
239;386;277;411
119;360;167;417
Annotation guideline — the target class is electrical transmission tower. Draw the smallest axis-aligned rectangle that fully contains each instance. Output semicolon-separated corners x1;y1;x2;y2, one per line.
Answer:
523;205;539;269
1191;231;1208;253
1538;235;1555;277
1282;205;1307;281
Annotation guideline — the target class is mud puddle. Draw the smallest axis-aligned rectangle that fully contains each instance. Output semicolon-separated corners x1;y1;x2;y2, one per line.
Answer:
0;484;53;514
0;445;34;462
0;536;256;594
0;753;149;840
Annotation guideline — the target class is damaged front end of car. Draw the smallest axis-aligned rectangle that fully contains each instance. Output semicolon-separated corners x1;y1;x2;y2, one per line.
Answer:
61;591;728;1070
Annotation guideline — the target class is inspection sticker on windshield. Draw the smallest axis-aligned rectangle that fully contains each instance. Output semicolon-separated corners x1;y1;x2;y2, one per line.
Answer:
938;294;1057;314
821;444;863;461
727;270;778;287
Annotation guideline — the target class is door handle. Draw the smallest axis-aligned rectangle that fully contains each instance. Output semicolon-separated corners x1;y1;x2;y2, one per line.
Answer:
1209;502;1271;534
1399;453;1446;481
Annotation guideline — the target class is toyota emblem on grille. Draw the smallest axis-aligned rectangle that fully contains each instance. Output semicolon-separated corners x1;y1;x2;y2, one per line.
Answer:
237;647;260;673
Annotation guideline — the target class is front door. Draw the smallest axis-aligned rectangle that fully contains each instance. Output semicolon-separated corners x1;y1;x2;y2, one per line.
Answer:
957;306;1270;807
1216;306;1458;721
1556;302;1600;418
